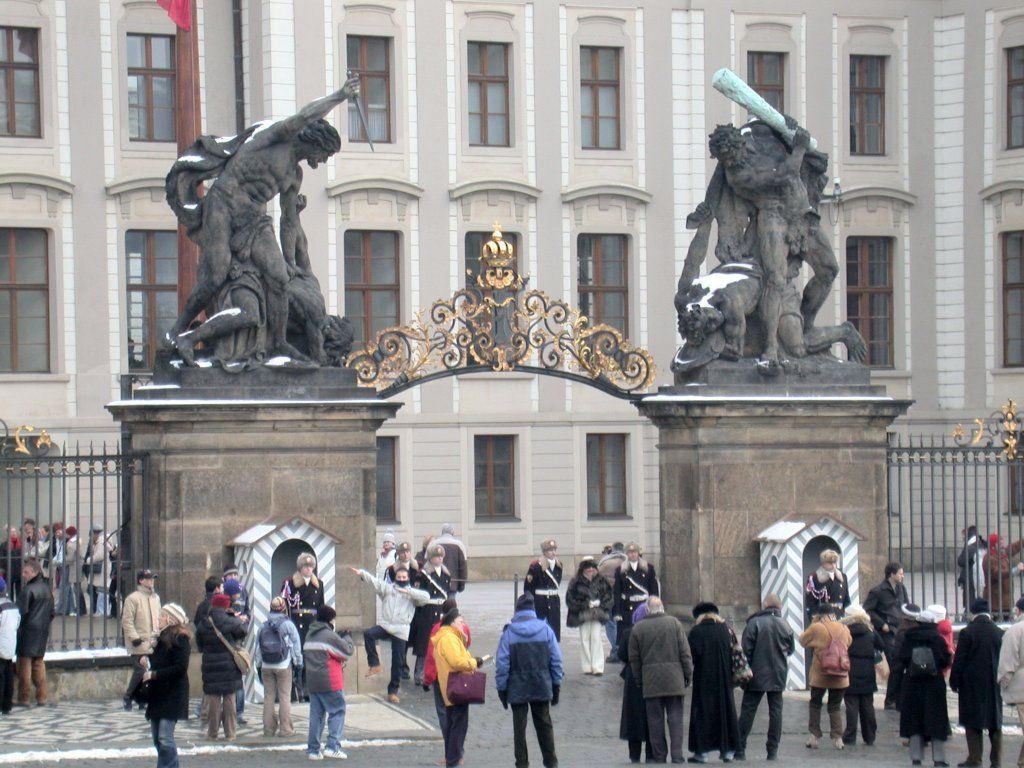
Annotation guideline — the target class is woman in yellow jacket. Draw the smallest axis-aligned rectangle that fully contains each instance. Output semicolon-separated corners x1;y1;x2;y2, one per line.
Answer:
432;608;490;767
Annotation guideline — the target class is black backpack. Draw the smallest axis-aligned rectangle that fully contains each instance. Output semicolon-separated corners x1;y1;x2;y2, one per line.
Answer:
258;617;287;665
909;645;937;679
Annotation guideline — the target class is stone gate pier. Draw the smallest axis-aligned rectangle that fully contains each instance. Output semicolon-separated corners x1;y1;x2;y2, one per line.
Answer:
637;372;911;623
108;366;399;632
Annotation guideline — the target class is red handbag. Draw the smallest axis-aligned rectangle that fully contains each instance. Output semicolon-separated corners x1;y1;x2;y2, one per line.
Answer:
446;670;487;705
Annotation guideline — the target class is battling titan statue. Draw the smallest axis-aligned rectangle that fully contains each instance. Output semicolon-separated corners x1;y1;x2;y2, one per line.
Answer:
673;69;866;377
162;78;362;370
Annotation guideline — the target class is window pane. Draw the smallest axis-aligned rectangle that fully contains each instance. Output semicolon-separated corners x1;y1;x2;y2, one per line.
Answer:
1013;116;1024;150
152;75;174;109
17;342;46;372
494;488;513;517
151;36;173;69
580;85;595;118
366;38;387;71
1011;47;1024;80
13;69;35;102
13;102;37;136
598;86;617;118
487;44;506;76
467;43;481;76
344;289;364;318
598;118;617;148
487;115;507;145
370;291;397;325
492;436;512;462
154;232;177;282
486;82;506;114
370;232;395;262
346;36;360;66
14;228;44;258
468;113;482;144
14;255;44;284
597;48;617;80
579;48;593;75
371;255;396;284
365;76;387;109
126;35;145;68
600;292;627;330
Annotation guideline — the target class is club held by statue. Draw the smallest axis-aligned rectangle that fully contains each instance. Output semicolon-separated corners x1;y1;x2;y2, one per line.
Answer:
711;67;818;150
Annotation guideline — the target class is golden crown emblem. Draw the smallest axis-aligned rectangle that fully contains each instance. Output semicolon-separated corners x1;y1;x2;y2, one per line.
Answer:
477;223;522;291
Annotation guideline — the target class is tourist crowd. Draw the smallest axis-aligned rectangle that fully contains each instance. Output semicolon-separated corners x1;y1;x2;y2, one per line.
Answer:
7;527;1024;768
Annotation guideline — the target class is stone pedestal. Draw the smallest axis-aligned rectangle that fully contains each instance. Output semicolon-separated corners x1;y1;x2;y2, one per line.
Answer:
107;370;399;632
637;388;911;622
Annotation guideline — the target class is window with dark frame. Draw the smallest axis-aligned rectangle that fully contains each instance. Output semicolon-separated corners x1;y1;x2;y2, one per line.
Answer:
344;230;400;347
376;436;398;523
747;51;785;113
1008;47;1024;150
846;236;894;368
578;234;628;335
467;42;509;147
0;27;40;138
0;228;48;373
125;231;178;372
1004;231;1024;367
346;35;392;144
474;435;516;519
586;434;628;518
580;46;620;150
850;55;885;155
127;33;175;142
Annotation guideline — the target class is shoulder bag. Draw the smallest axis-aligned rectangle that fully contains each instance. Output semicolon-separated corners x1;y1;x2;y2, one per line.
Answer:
728;626;753;686
208;616;252;675
446;669;487;705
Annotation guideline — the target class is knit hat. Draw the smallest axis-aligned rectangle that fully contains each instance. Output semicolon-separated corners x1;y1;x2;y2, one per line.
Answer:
971;598;991;615
65;525;77;538
223;563;239;577
692;601;719;619
161;603;187;627
0;575;6;595
515;593;535;612
989;533;1001;549
382;529;396;545
211;593;231;609
223;578;242;597
926;604;948;622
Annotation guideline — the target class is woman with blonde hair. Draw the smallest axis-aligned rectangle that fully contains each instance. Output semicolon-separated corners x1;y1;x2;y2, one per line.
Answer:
141;603;191;768
840;605;884;746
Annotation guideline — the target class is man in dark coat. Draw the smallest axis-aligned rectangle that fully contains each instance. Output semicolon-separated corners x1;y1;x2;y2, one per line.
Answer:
958;525;985;608
629;596;692;764
688;601;741;763
193;575;224;630
617;603;652;763
523;539;563;641
15;558;52;707
737;594;794;761
863;561;908;709
614;542;659;633
951;598;1004;768
496;593;563;768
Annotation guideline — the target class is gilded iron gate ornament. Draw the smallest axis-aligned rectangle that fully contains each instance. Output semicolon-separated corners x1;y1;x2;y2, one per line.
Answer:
346;226;656;399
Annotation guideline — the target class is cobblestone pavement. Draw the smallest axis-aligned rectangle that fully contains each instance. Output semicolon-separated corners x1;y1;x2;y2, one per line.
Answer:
2;581;1020;767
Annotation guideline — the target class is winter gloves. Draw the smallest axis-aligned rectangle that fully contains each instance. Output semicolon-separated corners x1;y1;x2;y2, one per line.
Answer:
498;689;509;709
551;685;560;706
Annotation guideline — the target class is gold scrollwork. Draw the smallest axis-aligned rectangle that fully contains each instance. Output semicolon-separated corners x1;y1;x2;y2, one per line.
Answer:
347;225;656;397
1;421;54;458
953;400;1023;459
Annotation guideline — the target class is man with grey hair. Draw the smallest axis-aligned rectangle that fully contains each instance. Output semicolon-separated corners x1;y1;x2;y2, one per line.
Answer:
433;524;467;594
737;594;794;761
628;595;693;763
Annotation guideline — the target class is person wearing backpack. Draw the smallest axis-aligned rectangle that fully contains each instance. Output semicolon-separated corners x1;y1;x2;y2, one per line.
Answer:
799;605;852;750
898;607;952;766
255;596;303;737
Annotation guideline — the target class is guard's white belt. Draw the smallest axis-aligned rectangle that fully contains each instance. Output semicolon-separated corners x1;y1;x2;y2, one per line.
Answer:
628;595;647;602
533;589;559;596
427;598;446;605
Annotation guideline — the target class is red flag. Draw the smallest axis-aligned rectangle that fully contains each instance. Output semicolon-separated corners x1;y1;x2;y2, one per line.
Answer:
157;0;191;31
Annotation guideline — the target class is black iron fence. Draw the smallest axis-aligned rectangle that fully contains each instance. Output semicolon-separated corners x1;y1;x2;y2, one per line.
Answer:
1;429;145;651
888;421;1024;623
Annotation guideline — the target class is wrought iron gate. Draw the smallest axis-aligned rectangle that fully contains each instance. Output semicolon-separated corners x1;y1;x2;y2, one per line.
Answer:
1;422;146;650
887;401;1024;623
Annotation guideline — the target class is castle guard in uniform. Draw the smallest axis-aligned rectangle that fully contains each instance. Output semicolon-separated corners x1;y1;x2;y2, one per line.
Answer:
281;552;324;702
524;539;563;641
613;542;659;632
409;543;451;686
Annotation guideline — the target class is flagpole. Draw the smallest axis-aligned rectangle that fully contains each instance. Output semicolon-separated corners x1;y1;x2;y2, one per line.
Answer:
174;0;202;313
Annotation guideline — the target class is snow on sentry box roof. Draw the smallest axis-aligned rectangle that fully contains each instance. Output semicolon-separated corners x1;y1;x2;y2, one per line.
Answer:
755;513;866;543
228;523;278;547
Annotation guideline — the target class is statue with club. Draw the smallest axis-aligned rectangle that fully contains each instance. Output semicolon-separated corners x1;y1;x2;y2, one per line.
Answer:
162;77;363;369
674;69;866;376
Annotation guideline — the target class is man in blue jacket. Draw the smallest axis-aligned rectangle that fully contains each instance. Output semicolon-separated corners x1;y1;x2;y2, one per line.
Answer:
497;593;563;768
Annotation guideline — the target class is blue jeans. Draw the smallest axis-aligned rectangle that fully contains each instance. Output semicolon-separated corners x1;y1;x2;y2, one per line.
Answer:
235;687;244;716
150;718;178;768
307;690;346;755
604;618;617;650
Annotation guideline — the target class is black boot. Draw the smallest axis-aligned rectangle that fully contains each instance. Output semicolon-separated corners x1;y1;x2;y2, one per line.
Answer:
989;729;1002;768
959;728;983;768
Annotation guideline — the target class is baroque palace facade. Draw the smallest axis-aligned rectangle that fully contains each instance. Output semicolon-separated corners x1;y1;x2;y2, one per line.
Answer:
0;0;1021;573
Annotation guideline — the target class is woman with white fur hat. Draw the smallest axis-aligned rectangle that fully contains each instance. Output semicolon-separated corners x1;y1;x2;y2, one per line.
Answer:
898;607;952;766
